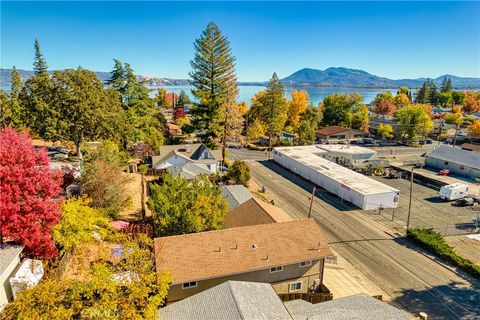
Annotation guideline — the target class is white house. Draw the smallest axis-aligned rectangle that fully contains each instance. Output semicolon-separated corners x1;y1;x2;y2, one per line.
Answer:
0;245;23;312
151;144;222;173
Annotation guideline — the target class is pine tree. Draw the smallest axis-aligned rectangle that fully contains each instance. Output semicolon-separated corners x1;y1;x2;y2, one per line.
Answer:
440;76;453;93
123;63;149;105
7;66;24;128
33;39;48;76
10;66;23;99
190;22;238;140
106;59;125;91
257;73;289;144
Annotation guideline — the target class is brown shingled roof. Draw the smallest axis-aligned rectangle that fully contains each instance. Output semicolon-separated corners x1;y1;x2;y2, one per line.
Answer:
226;198;293;228
154;219;333;284
316;126;349;136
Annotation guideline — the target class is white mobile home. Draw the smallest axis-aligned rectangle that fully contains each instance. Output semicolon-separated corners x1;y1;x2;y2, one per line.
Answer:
273;146;399;210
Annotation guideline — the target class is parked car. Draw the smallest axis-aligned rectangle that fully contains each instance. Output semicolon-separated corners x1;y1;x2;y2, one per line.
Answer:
439;169;450;176
452;197;480;207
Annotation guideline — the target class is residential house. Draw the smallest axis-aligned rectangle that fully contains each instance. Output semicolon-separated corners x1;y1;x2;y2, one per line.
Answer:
425;145;480;179
0;245;23;312
226;198;292;228
151;143;222;174
221;185;253;210
284;293;413;320
154;219;333;302
369;119;398;136
166;162;212;180
159;281;292;320
158;281;413;320
316;126;368;141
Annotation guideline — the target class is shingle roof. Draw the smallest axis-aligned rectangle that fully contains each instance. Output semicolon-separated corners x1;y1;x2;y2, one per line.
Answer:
159;281;292;320
284;294;412;320
0;245;23;276
221;185;253;209
317;126;350;136
167;162;212;180
426;145;480;169
226;198;292;228
154;219;332;284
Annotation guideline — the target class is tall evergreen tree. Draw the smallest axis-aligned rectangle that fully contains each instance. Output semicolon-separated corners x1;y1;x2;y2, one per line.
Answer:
189;22;238;142
123;63;149;105
440;76;453;93
7;66;24;128
10;66;23;99
105;59;125;91
33;39;48;77
251;73;289;144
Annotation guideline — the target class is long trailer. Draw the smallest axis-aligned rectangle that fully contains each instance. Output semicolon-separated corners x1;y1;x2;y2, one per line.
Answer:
273;146;399;210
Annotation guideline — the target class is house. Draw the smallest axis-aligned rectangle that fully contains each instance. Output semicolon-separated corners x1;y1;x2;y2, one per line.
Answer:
151;143;222;173
166;162;212;180
221;185;253;209
158;281;413;320
159;281;292;320
154;219;333;302
284;293;413;320
226;198;292;228
316;145;377;166
369;119;398;135
316;126;368;141
0;245;23;312
425;145;480;179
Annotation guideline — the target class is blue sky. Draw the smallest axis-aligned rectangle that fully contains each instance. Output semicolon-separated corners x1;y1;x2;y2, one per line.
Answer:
1;1;479;81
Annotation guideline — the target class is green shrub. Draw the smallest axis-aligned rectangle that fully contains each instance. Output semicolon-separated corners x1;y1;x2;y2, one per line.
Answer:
407;228;480;279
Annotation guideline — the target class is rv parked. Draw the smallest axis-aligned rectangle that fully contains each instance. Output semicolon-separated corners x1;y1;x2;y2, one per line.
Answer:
438;183;469;201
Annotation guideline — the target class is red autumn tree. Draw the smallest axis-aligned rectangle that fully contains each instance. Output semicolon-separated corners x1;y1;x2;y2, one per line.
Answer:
0;127;62;259
173;107;187;120
373;100;396;117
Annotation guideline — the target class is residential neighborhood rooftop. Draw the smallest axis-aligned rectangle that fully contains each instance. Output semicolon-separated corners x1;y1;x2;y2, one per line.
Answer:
284;293;412;320
274;146;398;196
226;198;292;228
159;281;292;320
316;126;355;135
154;219;332;284
167;162;212;180
221;184;253;209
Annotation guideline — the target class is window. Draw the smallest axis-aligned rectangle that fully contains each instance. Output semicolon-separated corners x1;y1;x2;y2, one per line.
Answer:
289;282;302;292
460;166;465;170
270;266;283;273
444;161;449;165
182;281;197;289
299;261;312;268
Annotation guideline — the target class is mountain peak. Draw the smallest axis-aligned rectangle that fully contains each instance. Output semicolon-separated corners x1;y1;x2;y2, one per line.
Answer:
281;67;479;88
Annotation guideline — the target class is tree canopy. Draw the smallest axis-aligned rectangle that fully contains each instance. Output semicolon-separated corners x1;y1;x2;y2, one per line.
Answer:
321;93;368;131
190;22;238;140
148;175;227;236
394;104;433;142
0;128;62;258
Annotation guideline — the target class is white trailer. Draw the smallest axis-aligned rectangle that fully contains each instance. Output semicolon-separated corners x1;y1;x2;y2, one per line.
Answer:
438;183;469;201
273;146;400;210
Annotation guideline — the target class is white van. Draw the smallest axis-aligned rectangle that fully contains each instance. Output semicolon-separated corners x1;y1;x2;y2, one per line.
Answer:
439;183;469;201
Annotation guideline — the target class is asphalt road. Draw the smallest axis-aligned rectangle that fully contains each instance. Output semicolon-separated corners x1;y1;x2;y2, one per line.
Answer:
247;159;480;320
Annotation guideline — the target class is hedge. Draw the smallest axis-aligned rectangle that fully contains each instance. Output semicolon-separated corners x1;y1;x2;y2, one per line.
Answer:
407;228;480;280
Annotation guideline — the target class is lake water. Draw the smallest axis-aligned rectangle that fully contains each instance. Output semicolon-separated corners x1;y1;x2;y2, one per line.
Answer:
148;85;401;105
1;84;401;105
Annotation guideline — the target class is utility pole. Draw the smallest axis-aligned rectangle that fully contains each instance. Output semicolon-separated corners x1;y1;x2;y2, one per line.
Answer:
406;167;414;230
452;123;459;147
308;186;316;218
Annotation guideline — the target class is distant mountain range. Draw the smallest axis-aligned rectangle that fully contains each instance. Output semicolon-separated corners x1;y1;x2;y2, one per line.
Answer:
1;67;479;89
281;67;480;89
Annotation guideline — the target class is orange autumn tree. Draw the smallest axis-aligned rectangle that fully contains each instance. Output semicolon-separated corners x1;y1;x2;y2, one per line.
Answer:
463;91;480;114
288;90;309;129
469;120;480;138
